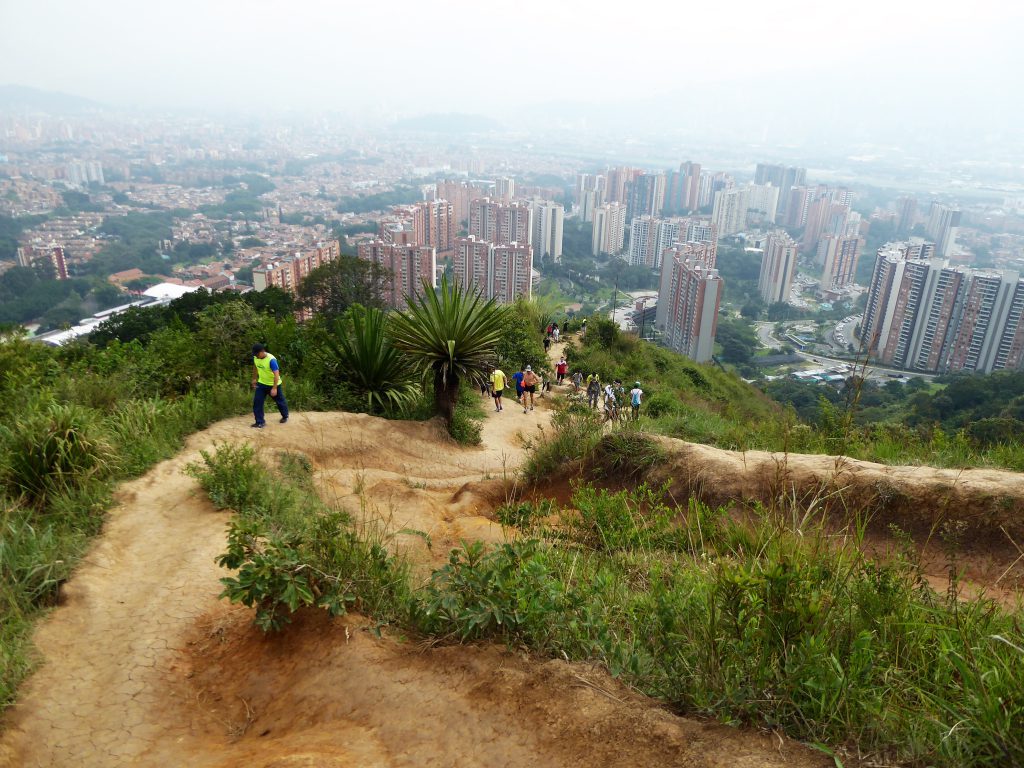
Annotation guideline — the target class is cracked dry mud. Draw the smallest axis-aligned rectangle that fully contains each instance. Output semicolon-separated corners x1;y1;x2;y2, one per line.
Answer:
0;364;827;767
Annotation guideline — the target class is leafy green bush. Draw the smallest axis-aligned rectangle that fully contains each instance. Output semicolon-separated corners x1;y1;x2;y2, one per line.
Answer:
448;384;485;445
191;443;411;632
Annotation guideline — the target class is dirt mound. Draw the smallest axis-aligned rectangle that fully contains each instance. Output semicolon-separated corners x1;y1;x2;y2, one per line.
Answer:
646;438;1024;594
163;606;820;768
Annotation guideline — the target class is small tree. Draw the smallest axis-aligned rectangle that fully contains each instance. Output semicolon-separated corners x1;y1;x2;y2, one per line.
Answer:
389;277;507;427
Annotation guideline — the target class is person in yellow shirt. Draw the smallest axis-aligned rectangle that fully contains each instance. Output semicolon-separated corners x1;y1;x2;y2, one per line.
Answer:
489;366;507;412
251;343;289;428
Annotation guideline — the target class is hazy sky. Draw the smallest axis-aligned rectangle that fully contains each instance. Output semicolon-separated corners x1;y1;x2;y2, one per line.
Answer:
2;0;1022;147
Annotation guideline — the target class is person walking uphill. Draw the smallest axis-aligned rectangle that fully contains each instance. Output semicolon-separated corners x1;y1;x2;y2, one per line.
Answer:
251;343;289;428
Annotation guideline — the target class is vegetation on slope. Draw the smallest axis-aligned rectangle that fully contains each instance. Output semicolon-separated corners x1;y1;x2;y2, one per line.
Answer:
191;440;1024;768
568;316;1024;471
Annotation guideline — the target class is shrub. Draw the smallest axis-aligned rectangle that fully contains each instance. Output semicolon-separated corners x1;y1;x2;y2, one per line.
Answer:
1;402;115;506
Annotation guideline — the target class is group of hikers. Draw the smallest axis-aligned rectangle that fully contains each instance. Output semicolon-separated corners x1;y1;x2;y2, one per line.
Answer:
575;373;644;422
487;364;546;414
487;354;643;423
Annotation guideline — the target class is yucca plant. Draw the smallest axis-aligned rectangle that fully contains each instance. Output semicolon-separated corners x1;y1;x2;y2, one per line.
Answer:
320;304;421;415
389;276;508;428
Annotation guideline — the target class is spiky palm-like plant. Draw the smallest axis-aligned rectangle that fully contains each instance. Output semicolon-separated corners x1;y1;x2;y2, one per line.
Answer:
321;304;421;415
389;276;508;427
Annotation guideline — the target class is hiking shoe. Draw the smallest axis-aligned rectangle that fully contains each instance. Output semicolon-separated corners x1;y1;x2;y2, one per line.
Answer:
251;422;265;429
280;416;289;424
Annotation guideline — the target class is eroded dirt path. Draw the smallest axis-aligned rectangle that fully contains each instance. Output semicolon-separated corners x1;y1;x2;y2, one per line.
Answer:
0;338;824;767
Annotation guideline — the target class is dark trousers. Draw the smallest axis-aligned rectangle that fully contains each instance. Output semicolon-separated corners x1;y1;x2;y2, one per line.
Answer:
253;382;289;425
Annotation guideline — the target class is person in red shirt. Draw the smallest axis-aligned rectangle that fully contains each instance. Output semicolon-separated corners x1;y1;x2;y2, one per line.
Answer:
555;357;568;384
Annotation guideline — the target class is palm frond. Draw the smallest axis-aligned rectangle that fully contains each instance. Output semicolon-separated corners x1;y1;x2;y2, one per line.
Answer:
389;276;509;388
321;305;421;414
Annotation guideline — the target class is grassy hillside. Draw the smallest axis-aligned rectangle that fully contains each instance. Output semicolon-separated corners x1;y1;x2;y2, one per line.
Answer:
566;317;1024;471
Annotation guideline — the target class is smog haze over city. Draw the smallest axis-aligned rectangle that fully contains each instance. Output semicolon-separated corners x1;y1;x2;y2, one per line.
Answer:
3;0;1023;162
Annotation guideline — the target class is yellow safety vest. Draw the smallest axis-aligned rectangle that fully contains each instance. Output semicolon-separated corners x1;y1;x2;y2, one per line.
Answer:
253;353;282;386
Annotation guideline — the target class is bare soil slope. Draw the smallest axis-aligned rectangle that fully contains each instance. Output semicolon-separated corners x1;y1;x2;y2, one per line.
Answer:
0;350;825;767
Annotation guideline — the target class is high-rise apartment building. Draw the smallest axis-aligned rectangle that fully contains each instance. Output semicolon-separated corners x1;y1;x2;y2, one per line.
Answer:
926;202;962;258
664;162;701;215
592;202;627;256
802;195;850;251
531;200;564;262
895;196;918;236
254;241;341;295
743;183;780;227
412;200;455;257
657;246;722;363
605;167;641;204
469;198;532;246
626;172;667;222
578;190;598;223
817;235;863;292
452;236;532;304
356;241;437;309
494;177;516;202
434;179;486;229
628;216;686;270
943;271;1022;373
711;187;748;236
757;231;798;304
860;240;1024;373
698;172;734;210
16;243;69;280
65;161;104;188
754;163;806;221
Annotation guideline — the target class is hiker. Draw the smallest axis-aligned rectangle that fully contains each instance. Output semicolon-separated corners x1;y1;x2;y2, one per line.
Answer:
552;325;560;343
546;323;553;336
571;370;583;392
555;356;568;384
543;335;551;353
251;343;289;429
613;379;626;406
581;319;587;338
629;381;643;421
602;383;618;423
562;321;568;335
521;365;539;412
512;366;526;410
586;373;601;409
490;366;506;412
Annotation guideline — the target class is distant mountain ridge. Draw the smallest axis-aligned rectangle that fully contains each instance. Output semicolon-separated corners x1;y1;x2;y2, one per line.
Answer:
390;112;501;134
0;84;104;113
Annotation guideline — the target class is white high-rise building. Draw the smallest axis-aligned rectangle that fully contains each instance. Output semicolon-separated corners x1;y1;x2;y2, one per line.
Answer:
712;187;748;236
531;199;564;262
742;183;780;227
927;202;962;258
592;202;627;256
758;231;799;304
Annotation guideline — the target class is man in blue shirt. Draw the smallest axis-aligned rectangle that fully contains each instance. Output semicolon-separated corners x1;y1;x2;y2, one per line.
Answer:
512;366;526;411
251;343;289;428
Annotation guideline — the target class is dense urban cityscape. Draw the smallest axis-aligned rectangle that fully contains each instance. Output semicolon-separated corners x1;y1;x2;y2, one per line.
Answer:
3;99;1024;382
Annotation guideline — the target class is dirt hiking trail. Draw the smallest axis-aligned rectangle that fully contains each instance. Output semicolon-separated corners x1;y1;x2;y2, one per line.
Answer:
0;337;827;767
8;331;1020;765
